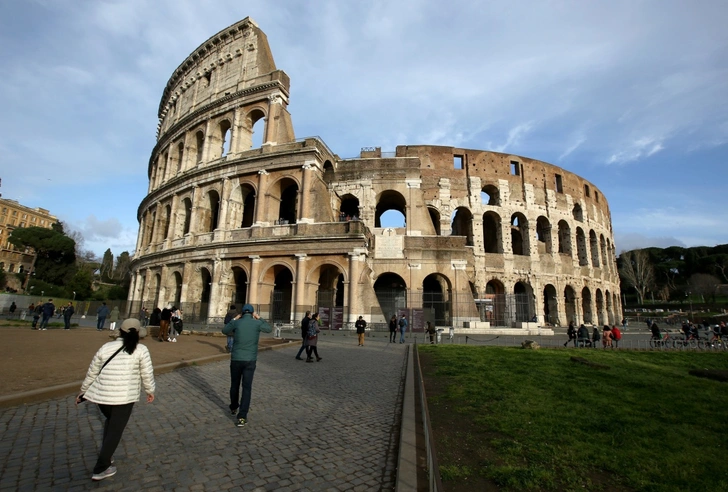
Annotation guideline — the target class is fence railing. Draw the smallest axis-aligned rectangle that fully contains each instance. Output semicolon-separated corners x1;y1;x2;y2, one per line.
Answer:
413;342;444;491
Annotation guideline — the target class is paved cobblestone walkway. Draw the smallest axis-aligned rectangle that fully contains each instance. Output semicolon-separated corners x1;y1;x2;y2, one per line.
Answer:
0;337;408;491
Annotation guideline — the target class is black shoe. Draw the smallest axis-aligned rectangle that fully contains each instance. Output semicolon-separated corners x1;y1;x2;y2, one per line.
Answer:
306;359;313;363
295;357;303;360
316;357;322;362
230;408;237;415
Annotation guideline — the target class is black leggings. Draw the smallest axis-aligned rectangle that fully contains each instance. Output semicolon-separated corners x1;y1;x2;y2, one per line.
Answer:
306;346;319;359
94;403;134;473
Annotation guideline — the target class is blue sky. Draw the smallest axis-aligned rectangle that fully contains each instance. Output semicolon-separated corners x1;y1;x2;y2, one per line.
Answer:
1;0;726;258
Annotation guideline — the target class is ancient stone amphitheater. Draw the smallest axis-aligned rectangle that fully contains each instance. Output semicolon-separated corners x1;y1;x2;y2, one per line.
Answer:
128;17;621;333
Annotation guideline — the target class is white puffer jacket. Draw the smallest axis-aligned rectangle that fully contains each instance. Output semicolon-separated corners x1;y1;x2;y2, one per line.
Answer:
80;340;155;405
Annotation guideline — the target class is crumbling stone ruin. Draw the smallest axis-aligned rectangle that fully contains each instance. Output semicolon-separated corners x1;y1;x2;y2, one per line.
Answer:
128;17;621;333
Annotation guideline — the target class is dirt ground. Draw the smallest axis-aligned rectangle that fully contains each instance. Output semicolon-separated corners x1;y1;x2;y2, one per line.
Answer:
0;323;289;396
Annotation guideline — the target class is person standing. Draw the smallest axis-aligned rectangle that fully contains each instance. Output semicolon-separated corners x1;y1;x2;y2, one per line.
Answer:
159;304;172;342
139;307;149;328
9;301;16;316
592;326;601;348
295;311;311;360
63;302;75;330
305;312;322;362
602;325;613;348
169;307;182;342
398;314;408;343
564;321;577;347
611;325;622;347
39;298;55;330
355;316;367;346
108;306;120;331
388;315;397;343
426;321;436;344
76;318;155;481
222;304;272;427
224;305;238;353
96;303;110;331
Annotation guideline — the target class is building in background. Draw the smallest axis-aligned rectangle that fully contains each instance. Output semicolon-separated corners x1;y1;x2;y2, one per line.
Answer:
128;17;621;332
0;198;58;292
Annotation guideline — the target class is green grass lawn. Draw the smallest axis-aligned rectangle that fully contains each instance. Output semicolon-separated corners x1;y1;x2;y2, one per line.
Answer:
419;345;728;492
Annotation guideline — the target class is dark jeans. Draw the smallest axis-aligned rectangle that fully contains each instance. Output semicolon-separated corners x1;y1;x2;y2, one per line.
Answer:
40;314;51;329
63;316;72;329
295;337;306;358
94;403;134;474
230;360;257;419
306;345;319;359
97;316;106;330
389;330;396;342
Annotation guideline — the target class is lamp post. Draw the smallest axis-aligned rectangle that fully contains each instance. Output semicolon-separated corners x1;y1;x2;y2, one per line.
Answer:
41;290;44;299
72;291;76;301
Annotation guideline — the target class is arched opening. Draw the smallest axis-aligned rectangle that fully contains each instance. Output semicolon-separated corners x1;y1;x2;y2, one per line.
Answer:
162;205;171;240
232;267;248;305
600;235;608;272
316;266;345;329
323;161;334;181
564;286;577;325
536;216;552;254
206;190;221;232
250;109;265;149
157;153;167;187
172;271;182;306
481;184;500;206
183;198;192;235
152;274;161;309
375;190;407;228
270;267;293;323
451;207;474;246
582;287;593;324
266;177;298;225
573;204;583;222
241;185;256;227
558;220;572;255
576;227;588;266
428;207;441;235
484;280;506;326
199;268;212;320
596;289;605;326
483;211;502;253
510;213;529;256
195;131;204;163
373;273;407;320
423;273;452;326
220;120;232;157
543;284;558;325
339;194;360;220
176;142;184;174
513;282;534;323
589;230;600;267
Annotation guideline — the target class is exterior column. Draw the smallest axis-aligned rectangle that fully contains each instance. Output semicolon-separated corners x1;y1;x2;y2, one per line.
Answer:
180;262;191;304
188;185;199;235
158;265;169;306
208;258;226;319
248;256;261;306
142;268;153;304
253;170;268;226
231;106;244;154
347;250;365;323
298;162;314;224
294;254;308;323
215;178;230;241
168;193;179;243
201;119;212;163
574;296;582;326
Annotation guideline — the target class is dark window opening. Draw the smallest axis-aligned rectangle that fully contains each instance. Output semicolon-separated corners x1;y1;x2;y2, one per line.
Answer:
555;174;563;193
510;161;520;176
584;184;590;197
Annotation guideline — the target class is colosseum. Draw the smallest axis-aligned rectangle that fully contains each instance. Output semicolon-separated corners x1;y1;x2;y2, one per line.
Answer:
127;17;622;334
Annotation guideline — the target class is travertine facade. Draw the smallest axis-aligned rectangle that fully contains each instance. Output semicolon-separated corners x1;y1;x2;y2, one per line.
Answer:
128;17;621;332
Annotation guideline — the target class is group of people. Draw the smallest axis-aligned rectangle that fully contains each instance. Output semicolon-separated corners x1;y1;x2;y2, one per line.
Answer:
26;299;75;330
388;314;409;343
293;311;323;362
564;321;622;348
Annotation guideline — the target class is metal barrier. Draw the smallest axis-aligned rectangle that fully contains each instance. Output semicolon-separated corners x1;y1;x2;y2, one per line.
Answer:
413;342;444;491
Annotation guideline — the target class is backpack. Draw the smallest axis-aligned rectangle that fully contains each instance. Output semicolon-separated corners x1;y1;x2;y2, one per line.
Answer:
399;318;405;328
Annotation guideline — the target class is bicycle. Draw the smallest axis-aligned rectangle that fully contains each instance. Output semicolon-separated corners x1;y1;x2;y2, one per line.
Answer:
700;333;727;351
672;333;698;350
649;330;671;349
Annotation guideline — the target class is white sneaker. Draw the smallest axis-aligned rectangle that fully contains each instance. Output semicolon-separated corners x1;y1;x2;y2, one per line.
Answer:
167;337;171;342
172;338;177;342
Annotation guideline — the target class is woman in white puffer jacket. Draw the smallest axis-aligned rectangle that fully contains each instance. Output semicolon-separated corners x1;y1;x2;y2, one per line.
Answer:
77;318;155;481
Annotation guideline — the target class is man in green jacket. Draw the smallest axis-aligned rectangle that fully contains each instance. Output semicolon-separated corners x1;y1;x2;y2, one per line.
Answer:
222;304;272;427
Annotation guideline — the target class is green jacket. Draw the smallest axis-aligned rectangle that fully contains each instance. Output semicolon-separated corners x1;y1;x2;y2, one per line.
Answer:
222;314;272;361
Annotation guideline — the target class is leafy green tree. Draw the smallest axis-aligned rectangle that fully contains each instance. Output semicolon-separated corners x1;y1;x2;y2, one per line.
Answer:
100;249;114;282
66;268;94;300
8;226;76;285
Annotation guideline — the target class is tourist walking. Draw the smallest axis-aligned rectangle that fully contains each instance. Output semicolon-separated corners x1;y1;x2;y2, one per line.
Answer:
158;304;172;342
305;312;322;362
426;321;436;344
564;321;577;347
388;315;397;343
222;304;272;427
224;304;238;353
96;303;110;331
355;316;367;346
39;298;55;330
398;314;408;343
76;318;155;481
295;311;311;359
108;306;120;331
63;302;74;330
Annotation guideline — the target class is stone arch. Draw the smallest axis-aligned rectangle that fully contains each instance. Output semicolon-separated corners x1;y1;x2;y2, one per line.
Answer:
266;177;299;225
576;227;588;266
247;108;267;150
484;279;506;326
451;207;474;246
483;211;502;253
323;160;334;181
573;203;584;222
182;197;192;235
375;190;407;228
195;130;204;163
232;266;248;305
600;234;608;272
423;273;452;326
171;271;183;306
199;189;220;232
314;264;346;325
557;220;572;255
513;281;534;322
589;230;600;267
151;273;162;309
480;184;500;206
228;181;257;228
260;264;294;323
373;272;407;320
428;207;441;235
596;288;605;326
162;204;172;241
510;213;530;256
564;285;577;326
543;284;559;325
198;267;212;320
339;194;360;220
581;286;593;324
176;141;184;174
219;119;232;157
536;216;552;254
